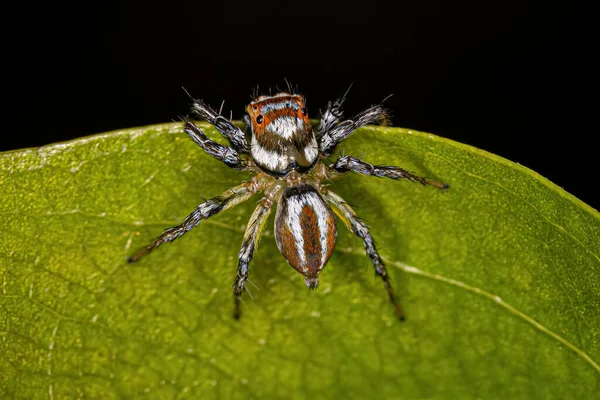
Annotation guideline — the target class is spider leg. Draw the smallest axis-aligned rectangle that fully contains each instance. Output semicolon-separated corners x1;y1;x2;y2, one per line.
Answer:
330;155;449;189
184;121;246;169
128;181;258;263
320;105;389;156
317;84;352;139
190;99;249;153
322;189;405;321
233;198;274;319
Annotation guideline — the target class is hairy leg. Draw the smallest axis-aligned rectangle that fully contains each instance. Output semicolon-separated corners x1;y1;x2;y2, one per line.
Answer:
233;198;274;319
190;99;249;153
330;155;449;189
183;121;247;169
323;189;405;320
317;84;353;139
320;106;389;156
128;181;259;263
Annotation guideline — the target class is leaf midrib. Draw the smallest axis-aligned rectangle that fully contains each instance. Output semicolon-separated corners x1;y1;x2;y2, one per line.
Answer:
333;246;600;375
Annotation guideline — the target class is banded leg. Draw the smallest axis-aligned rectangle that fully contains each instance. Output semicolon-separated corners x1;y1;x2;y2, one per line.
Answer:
331;155;449;189
322;190;405;321
190;99;249;153
233;199;274;319
320;106;389;156
184;121;246;169
128;182;258;263
317;84;352;139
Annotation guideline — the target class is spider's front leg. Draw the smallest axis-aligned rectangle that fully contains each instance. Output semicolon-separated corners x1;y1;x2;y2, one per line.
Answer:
233;197;274;319
330;155;449;189
317;86;351;140
323;190;405;321
320;105;389;156
128;181;259;263
190;99;249;153
184;121;247;170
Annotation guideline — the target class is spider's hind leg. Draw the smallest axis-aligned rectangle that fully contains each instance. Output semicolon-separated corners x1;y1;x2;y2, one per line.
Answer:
322;189;405;321
233;198;274;319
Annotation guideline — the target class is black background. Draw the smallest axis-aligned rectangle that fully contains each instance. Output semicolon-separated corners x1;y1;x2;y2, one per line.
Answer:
5;1;598;208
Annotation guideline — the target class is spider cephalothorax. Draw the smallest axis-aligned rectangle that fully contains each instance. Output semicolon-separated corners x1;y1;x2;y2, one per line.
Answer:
247;93;318;175
129;87;448;320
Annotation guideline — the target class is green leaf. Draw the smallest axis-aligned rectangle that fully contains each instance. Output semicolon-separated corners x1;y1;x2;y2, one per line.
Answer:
1;122;598;399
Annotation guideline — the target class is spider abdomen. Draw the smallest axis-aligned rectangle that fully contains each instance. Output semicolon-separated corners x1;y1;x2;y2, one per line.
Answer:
275;184;337;289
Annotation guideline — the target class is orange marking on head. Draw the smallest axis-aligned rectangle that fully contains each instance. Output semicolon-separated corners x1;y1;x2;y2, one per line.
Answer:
246;93;307;139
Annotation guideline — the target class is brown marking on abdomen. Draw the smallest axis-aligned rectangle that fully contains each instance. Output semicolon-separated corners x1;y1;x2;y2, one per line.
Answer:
325;212;337;263
278;224;301;272
274;184;338;284
300;205;322;274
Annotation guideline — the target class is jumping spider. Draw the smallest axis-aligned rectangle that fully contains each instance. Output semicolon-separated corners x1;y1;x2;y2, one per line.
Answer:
129;87;448;320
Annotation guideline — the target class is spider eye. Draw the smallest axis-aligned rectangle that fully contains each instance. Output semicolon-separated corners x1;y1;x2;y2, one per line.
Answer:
256;115;263;124
301;107;307;115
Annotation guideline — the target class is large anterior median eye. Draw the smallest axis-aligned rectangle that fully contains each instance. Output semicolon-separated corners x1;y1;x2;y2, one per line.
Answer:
301;107;307;115
256;115;263;124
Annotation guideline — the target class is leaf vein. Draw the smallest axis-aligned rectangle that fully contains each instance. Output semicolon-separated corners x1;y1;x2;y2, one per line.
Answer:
430;152;600;265
337;247;600;375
